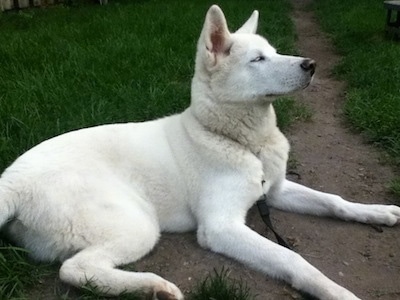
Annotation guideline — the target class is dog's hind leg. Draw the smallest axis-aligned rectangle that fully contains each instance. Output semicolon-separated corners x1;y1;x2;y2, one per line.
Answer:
268;179;400;226
60;245;183;299
59;202;183;300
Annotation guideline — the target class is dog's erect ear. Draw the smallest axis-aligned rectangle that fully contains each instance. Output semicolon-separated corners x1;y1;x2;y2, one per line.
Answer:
235;10;259;34
200;5;231;60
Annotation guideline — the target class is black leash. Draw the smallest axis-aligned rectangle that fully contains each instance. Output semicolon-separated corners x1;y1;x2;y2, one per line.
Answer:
256;193;292;250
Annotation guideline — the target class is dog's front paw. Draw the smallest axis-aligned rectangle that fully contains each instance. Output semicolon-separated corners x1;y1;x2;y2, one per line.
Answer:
383;205;400;226
365;204;400;226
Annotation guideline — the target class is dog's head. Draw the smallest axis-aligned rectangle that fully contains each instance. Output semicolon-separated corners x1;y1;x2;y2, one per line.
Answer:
193;5;315;103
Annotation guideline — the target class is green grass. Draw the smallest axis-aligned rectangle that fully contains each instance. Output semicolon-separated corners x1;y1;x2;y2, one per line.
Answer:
275;97;312;130
190;268;254;300
313;0;400;197
0;239;54;299
0;0;303;298
389;178;400;197
58;283;142;300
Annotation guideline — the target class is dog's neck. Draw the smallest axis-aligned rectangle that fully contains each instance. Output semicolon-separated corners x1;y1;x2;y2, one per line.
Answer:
189;82;279;148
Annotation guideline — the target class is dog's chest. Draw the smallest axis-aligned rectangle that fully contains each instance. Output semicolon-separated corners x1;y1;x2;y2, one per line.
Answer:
251;129;290;187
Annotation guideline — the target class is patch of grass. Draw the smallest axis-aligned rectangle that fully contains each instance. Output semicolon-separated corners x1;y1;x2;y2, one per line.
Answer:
275;96;312;130
190;268;254;300
313;0;400;165
389;178;400;200
58;283;142;300
0;0;300;298
0;239;54;299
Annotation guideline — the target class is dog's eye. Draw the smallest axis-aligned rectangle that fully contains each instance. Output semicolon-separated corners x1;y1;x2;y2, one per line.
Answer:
251;56;265;62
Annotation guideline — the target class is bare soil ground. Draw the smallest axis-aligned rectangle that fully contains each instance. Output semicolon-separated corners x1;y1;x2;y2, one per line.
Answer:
43;1;400;299
132;1;400;300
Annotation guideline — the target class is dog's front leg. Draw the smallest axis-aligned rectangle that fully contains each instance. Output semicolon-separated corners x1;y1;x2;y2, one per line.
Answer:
268;179;400;226
197;220;360;300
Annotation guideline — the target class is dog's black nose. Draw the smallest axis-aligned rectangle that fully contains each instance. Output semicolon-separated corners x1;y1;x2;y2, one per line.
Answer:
300;59;316;75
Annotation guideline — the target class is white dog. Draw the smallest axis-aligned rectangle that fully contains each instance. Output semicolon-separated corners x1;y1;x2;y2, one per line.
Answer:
0;5;399;300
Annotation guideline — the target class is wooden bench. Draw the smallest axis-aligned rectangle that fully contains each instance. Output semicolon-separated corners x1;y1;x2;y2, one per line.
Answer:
384;0;400;37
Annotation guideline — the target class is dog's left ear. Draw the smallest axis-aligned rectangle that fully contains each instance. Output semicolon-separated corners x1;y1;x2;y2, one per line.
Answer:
235;10;259;34
199;5;231;66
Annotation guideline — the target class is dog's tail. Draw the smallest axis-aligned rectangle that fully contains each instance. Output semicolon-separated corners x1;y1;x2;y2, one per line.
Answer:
0;179;18;229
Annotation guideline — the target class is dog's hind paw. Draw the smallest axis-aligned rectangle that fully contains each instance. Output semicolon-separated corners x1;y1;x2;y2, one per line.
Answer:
152;281;184;300
155;291;179;300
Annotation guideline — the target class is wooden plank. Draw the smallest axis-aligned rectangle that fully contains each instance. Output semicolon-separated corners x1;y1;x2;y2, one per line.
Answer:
384;1;400;11
0;0;62;11
1;0;14;11
18;0;30;8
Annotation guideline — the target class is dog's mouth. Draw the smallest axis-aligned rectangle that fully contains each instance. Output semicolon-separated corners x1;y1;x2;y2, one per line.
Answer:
302;81;311;90
264;83;311;97
299;76;314;91
303;75;315;89
263;76;314;98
